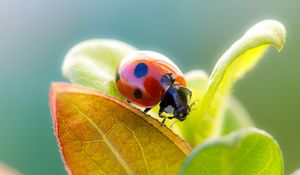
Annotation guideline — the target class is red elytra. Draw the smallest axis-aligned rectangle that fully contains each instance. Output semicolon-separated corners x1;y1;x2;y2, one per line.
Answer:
115;51;186;108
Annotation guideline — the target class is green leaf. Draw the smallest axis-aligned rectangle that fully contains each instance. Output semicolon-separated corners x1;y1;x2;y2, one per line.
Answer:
172;70;210;146
178;20;286;146
62;39;137;98
61;21;286;149
221;96;254;136
178;128;284;175
174;71;254;146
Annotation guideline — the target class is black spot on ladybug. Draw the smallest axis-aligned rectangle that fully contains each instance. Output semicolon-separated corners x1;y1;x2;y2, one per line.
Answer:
134;62;148;78
133;89;142;99
115;72;121;82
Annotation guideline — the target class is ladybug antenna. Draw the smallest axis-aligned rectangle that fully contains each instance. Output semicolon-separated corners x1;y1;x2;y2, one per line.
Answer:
170;120;178;128
190;98;201;109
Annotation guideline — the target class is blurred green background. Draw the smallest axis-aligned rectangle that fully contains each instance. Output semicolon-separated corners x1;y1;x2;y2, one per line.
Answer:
0;1;299;174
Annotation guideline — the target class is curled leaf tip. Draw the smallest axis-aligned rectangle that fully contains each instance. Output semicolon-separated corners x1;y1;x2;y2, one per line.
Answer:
179;20;287;146
244;20;286;51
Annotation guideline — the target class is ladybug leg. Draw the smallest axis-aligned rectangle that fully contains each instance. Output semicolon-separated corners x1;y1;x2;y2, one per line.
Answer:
158;108;167;126
160;116;176;126
158;107;164;116
126;99;132;104
168;116;174;119
160;116;167;126
144;108;152;113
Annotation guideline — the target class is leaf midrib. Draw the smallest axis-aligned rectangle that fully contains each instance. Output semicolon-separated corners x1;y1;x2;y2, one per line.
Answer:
111;112;152;175
74;105;134;175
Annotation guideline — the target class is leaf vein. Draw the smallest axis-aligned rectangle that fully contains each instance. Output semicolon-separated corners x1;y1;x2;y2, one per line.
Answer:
62;120;107;175
111;111;152;175
74;105;134;175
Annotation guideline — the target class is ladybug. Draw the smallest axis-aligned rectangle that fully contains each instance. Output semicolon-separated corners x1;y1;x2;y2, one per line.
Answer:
115;51;192;125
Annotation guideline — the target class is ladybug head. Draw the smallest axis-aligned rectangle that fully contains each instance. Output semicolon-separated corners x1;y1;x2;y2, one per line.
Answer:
174;104;191;121
158;84;192;124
